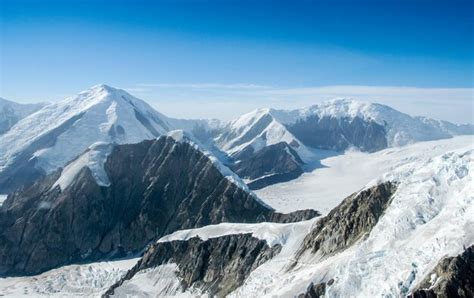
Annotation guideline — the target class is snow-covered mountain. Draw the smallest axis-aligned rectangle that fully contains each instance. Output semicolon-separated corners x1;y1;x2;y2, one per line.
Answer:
0;84;472;297
210;99;473;190
0;97;45;134
0;85;213;193
215;99;473;160
104;146;474;297
2;86;471;194
0;136;317;276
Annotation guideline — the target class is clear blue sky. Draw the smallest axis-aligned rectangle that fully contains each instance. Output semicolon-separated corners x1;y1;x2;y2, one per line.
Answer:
0;0;473;121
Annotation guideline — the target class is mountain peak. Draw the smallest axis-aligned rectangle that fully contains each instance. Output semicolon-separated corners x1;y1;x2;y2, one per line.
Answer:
79;84;121;100
90;83;115;92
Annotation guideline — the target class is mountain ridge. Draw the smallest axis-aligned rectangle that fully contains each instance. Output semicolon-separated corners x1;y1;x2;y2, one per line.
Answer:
1;84;472;194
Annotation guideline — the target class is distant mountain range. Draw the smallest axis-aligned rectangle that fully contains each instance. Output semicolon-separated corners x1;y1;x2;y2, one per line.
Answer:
0;84;472;297
0;84;472;193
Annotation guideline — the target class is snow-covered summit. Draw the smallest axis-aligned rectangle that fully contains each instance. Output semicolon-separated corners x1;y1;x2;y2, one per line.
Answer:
0;84;177;192
214;107;313;162
215;98;473;159
0;84;171;172
280;98;472;146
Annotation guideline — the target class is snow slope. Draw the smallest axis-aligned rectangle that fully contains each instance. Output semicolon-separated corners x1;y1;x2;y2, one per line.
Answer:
0;194;7;206
0;258;139;297
0;84;172;177
52;142;114;191
256;135;473;214
215;108;315;162
231;147;474;297
0;97;45;134
157;219;316;247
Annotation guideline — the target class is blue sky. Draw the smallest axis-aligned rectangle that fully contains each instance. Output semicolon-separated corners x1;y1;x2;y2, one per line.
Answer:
1;0;473;122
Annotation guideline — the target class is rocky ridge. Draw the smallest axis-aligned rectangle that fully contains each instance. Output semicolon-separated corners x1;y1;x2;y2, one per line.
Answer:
0;136;318;276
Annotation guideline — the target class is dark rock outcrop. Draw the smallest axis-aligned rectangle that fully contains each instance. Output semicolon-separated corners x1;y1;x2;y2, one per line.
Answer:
295;181;397;261
0;137;319;276
297;281;329;298
268;208;320;223
231;142;305;190
287;115;388;152
105;234;280;297
409;245;474;298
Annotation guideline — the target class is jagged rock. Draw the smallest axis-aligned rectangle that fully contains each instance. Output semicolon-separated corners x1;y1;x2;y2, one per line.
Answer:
231;142;305;190
295;181;397;261
0;137;319;276
105;234;281;297
267;208;319;223
409;245;474;298
297;281;327;298
287;115;388;152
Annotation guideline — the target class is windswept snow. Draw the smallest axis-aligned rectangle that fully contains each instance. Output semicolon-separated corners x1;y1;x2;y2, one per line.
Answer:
158;219;317;247
111;264;203;298
256;136;473;214
0;194;7;206
231;147;474;297
0;258;139;297
52;142;113;191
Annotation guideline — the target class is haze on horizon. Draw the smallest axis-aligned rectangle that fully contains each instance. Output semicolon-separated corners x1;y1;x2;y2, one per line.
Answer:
1;0;473;123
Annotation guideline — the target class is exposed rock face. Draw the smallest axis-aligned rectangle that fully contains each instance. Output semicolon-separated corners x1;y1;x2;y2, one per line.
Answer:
105;234;281;297
287;115;388;152
410;245;474;298
0;137;318;276
268;209;319;223
231;142;304;190
297;281;328;298
295;181;397;261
